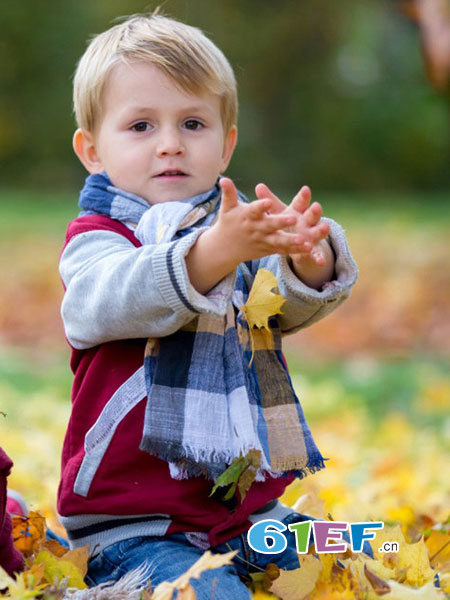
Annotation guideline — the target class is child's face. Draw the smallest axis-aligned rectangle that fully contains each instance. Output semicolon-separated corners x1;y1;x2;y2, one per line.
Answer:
75;61;237;204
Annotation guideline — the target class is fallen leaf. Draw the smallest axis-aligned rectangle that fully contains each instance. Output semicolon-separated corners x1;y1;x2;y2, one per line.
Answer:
62;546;89;579
381;579;441;599
425;529;450;571
291;492;326;519
269;555;322;600
178;583;197;599
34;549;87;589
0;570;45;599
11;511;46;556
152;550;236;600
396;536;435;587
364;564;391;595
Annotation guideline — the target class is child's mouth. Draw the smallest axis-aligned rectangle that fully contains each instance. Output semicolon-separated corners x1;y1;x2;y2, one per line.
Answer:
155;170;187;179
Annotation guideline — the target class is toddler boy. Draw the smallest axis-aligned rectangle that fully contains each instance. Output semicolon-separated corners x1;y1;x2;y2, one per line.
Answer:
59;13;360;599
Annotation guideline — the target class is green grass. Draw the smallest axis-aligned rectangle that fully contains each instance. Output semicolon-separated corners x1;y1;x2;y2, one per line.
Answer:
0;189;78;237
285;351;449;431
0;188;449;239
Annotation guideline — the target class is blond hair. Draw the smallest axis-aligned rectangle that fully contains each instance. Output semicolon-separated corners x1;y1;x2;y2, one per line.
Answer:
73;13;238;134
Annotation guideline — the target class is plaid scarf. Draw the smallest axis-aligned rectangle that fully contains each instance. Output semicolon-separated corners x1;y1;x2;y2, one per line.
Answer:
79;173;325;482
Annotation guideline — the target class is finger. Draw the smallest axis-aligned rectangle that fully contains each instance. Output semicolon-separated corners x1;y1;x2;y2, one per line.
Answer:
267;231;313;254
258;212;297;232
290;185;311;214
219;177;239;212
303;201;323;227
255;183;286;214
247;197;274;220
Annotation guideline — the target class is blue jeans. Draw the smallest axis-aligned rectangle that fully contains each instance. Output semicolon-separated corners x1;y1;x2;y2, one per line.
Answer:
86;511;373;599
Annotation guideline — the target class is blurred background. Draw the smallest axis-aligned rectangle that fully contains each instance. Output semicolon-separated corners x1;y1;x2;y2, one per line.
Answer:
0;0;449;533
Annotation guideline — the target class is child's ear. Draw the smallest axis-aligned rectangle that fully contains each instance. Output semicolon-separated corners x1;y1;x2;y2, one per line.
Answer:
72;128;104;174
220;125;238;172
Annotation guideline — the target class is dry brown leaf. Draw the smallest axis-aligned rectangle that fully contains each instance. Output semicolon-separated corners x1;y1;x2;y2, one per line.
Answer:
43;538;68;557
364;564;391;595
11;511;46;556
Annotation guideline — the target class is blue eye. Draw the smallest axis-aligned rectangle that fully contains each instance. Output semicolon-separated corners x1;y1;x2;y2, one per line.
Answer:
131;121;151;132
184;120;203;130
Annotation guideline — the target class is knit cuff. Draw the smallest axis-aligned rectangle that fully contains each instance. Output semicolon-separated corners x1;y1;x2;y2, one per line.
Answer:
277;217;358;305
151;229;236;317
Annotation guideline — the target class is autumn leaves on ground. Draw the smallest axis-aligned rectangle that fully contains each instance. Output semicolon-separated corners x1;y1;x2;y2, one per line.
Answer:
0;192;449;598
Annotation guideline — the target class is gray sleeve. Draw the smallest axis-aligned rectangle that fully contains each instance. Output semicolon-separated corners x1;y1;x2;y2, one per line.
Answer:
256;217;358;334
59;229;236;349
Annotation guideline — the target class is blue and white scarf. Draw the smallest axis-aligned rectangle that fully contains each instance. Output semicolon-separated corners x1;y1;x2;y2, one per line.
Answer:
79;173;325;483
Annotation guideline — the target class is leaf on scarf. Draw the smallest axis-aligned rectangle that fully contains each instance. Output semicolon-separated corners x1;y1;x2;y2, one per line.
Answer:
269;555;322;600
241;269;285;366
152;550;236;600
210;450;261;502
242;269;285;330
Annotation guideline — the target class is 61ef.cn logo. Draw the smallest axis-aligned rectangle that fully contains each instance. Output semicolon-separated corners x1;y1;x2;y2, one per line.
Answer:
247;519;398;554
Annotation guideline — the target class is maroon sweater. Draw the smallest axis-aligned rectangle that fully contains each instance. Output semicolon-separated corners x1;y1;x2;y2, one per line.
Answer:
0;448;24;576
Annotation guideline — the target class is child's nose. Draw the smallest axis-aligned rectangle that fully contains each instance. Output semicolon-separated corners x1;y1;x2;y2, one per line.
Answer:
156;128;185;157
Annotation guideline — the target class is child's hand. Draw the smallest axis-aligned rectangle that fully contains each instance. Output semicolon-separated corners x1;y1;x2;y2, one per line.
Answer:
255;183;329;263
186;178;334;294
214;177;314;264
255;183;335;289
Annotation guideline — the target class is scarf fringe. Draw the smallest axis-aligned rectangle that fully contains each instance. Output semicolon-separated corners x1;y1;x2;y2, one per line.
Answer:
140;438;261;480
140;438;327;482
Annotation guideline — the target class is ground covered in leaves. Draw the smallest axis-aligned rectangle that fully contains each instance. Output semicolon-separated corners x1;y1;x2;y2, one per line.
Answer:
0;191;449;598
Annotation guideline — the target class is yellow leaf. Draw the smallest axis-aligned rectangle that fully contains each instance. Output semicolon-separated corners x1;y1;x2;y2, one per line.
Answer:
269;555;322;600
370;525;435;587
152;550;236;600
62;546;89;579
34;549;87;589
0;570;45;599
252;590;279;600
439;571;450;594
178;583;197;599
397;536;435;587
291;492;326;520
382;579;441;599
0;566;15;591
241;268;285;365
241;269;285;331
425;529;450;572
370;524;406;566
